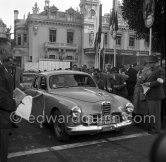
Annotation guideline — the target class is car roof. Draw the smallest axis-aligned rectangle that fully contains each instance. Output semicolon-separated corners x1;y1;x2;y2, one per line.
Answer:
40;70;90;77
23;72;39;75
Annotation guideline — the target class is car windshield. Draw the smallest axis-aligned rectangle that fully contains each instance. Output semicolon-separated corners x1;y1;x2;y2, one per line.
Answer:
49;74;96;89
22;74;36;83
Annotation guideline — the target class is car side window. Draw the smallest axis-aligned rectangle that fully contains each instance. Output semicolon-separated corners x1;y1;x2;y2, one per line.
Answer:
40;76;47;90
32;76;39;89
86;76;96;87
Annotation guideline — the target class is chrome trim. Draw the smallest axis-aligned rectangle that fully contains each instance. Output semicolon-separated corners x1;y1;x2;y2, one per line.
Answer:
101;101;111;115
67;120;132;133
101;101;111;104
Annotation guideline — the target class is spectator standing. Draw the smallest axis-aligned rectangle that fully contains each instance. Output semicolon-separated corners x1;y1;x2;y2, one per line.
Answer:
124;64;137;101
0;56;19;162
72;64;78;71
132;62;144;73
119;67;129;80
100;70;108;91
81;64;88;73
6;57;23;90
92;68;105;90
107;67;128;98
4;57;22;128
143;56;165;134
105;64;112;74
132;63;153;126
88;66;94;75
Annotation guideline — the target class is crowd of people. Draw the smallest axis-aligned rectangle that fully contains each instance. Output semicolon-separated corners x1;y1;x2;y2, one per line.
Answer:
0;54;165;161
71;56;165;135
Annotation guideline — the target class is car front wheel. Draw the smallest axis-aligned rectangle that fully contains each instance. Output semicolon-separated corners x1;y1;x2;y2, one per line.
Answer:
113;127;125;134
53;110;70;142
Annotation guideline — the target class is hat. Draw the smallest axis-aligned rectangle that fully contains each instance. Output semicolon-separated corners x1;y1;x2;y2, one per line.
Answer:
146;55;158;64
111;67;119;73
94;68;100;73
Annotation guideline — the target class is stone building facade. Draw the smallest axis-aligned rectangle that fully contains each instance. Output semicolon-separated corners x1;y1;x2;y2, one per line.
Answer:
13;0;150;69
0;19;12;59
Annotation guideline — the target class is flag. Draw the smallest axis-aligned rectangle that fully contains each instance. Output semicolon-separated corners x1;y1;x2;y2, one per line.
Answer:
109;9;112;28
111;9;118;31
15;91;45;127
109;9;115;29
109;9;118;38
115;11;119;31
100;33;105;70
98;4;102;46
94;32;98;52
100;33;104;58
94;4;102;52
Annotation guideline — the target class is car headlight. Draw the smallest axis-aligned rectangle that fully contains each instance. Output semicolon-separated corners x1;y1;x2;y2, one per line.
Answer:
71;106;82;117
125;103;134;113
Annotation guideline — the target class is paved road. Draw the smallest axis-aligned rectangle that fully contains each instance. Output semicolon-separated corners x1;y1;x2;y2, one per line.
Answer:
8;120;166;162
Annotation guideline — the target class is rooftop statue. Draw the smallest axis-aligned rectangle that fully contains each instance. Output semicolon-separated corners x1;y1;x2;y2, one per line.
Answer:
32;2;40;14
6;26;11;39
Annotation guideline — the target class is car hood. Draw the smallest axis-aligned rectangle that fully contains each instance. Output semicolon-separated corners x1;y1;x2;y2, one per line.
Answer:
50;87;113;103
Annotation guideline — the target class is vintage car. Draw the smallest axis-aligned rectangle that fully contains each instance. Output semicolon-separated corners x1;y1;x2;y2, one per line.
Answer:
25;70;134;141
20;72;39;90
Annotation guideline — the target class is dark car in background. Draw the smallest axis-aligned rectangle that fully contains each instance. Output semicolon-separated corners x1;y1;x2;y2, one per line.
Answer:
20;72;39;90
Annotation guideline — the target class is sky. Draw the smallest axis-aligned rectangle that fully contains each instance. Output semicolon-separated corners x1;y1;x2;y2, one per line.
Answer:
0;0;114;37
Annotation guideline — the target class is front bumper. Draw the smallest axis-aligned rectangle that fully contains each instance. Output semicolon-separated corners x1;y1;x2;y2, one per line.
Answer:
67;120;132;135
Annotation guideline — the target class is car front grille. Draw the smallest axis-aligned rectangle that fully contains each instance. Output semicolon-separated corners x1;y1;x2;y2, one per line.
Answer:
101;102;111;115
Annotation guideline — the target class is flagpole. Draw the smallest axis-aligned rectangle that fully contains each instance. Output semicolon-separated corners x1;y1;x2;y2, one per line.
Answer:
143;0;155;56
103;50;105;70
110;0;118;67
114;38;116;67
103;36;105;71
149;27;152;56
95;47;98;68
98;4;102;70
99;48;100;70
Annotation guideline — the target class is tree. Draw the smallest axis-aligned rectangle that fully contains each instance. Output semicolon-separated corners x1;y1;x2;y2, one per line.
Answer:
121;0;165;60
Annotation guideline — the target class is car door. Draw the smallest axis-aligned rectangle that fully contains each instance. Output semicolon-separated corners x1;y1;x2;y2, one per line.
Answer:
25;75;46;126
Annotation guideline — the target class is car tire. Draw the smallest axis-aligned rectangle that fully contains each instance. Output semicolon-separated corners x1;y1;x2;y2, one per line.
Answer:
113;127;125;134
53;110;70;142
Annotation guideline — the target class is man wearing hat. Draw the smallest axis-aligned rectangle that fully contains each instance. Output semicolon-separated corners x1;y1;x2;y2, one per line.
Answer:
0;55;21;161
92;68;105;90
107;67;128;98
143;55;165;134
124;63;137;101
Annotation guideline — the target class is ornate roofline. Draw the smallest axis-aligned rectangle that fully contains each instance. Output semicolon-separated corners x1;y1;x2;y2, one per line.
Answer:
27;19;83;28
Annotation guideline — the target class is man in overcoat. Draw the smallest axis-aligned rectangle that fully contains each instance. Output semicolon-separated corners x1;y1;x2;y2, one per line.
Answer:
143;55;165;134
107;67;128;98
124;64;137;101
0;56;18;162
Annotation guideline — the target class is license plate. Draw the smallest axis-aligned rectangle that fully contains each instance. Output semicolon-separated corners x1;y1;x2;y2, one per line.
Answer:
102;125;115;132
102;115;119;125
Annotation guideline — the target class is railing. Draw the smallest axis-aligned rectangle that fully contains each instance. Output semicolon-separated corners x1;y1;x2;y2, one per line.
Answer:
28;13;82;23
39;57;78;62
44;42;78;49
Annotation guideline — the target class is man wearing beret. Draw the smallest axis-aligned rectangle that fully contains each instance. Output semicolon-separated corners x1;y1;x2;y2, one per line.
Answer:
143;55;165;134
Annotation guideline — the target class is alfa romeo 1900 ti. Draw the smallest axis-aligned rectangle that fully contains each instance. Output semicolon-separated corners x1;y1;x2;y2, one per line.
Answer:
25;70;134;141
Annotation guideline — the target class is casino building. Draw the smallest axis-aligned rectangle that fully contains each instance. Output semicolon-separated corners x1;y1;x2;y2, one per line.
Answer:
0;19;12;59
13;0;151;69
